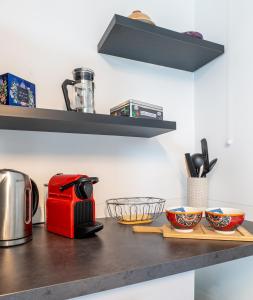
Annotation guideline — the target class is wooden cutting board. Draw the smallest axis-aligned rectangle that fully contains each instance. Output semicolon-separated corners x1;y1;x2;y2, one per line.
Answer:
132;224;253;242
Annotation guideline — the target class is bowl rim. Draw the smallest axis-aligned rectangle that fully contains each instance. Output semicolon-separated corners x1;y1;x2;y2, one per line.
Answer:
166;206;202;215
205;207;245;217
106;197;166;205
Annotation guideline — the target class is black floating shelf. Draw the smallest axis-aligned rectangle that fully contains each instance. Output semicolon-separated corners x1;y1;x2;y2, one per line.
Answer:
0;106;176;138
98;15;224;72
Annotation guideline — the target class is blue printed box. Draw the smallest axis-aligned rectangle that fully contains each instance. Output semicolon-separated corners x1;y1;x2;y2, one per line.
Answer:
0;73;36;107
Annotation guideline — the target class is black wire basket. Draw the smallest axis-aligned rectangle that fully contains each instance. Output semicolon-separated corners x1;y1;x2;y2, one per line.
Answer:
106;197;166;224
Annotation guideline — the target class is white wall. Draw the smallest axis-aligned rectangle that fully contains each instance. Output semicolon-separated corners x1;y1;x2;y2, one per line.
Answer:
195;1;253;299
195;0;253;220
0;0;195;222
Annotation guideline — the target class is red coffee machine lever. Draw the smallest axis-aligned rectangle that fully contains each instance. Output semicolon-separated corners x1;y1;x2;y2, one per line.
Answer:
46;174;103;238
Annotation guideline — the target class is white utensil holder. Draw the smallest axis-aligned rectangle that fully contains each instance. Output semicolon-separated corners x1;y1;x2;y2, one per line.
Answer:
187;177;208;209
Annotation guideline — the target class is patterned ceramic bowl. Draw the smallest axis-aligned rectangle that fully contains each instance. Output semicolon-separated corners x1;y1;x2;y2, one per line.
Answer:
166;207;202;233
205;208;245;234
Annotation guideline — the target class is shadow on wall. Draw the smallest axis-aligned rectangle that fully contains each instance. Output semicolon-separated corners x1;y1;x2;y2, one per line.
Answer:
0;130;171;159
100;54;193;82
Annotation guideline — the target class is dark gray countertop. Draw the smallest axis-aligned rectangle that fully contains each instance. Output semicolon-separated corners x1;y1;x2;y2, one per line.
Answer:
1;215;253;300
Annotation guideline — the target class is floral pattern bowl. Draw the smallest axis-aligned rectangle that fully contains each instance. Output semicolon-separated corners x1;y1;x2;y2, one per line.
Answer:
166;207;202;233
205;208;245;234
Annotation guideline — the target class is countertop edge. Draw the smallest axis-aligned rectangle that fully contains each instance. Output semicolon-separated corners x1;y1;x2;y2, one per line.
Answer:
2;243;253;300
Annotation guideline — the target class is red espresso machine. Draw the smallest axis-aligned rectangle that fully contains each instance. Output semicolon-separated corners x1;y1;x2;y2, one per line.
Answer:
46;174;103;238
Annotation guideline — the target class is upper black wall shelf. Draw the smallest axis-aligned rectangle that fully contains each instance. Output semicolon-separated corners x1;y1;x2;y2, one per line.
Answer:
98;15;224;72
0;106;176;138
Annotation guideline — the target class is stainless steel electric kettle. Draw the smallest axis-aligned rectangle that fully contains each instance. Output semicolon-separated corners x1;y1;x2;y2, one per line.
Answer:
0;169;39;247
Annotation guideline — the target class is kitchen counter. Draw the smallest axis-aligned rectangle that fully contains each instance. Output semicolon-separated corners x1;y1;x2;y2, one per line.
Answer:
1;216;253;299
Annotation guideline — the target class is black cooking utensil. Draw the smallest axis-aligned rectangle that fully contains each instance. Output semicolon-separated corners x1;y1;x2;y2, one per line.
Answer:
201;138;210;173
185;153;198;177
191;153;205;177
208;158;218;172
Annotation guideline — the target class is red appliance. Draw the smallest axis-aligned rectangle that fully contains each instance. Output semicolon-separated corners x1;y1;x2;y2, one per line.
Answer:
46;174;103;238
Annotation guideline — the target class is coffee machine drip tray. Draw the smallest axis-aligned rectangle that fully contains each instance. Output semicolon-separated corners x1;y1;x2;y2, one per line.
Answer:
75;222;103;238
74;200;103;238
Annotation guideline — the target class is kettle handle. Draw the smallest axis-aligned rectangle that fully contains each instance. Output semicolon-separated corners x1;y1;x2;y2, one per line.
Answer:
25;189;32;225
31;180;39;217
62;79;75;111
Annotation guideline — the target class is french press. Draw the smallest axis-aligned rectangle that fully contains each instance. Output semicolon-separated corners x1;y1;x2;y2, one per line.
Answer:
62;68;95;113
